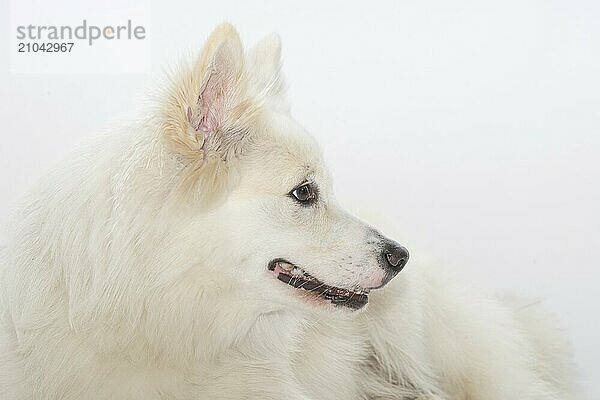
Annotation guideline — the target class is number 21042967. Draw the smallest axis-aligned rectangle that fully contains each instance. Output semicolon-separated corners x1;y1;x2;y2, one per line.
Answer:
18;42;74;52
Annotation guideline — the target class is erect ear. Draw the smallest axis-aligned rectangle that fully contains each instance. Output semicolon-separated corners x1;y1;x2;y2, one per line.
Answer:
163;23;256;164
246;33;288;112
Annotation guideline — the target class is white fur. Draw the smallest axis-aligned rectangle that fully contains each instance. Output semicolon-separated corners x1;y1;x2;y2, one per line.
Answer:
0;24;578;399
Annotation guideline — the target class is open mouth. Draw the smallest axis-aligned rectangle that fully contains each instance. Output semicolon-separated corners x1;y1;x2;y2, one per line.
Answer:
268;259;370;310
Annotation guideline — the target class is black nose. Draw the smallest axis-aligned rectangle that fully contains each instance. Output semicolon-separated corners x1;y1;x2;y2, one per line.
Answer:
383;242;409;271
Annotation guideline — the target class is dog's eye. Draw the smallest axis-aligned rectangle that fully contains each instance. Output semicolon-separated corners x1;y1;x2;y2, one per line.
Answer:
290;183;317;204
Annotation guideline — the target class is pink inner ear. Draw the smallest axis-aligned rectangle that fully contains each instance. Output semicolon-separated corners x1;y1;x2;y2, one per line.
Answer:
197;71;226;134
198;120;211;133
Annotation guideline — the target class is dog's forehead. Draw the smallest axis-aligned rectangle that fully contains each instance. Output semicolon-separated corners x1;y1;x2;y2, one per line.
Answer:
271;113;319;152
241;112;327;186
268;113;324;167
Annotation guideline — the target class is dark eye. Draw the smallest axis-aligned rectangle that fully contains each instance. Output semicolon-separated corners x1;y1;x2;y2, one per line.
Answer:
290;182;317;204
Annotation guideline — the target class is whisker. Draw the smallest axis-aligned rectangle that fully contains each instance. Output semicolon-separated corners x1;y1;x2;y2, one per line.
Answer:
297;279;311;289
307;282;326;294
345;291;356;305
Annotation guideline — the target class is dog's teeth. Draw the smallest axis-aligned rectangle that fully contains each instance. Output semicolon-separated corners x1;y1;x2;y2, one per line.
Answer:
277;262;294;272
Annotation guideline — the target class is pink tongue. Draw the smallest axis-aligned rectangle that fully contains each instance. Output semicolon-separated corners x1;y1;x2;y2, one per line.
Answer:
271;264;290;277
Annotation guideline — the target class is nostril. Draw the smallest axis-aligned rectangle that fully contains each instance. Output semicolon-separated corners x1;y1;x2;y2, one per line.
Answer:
385;252;405;268
384;244;409;270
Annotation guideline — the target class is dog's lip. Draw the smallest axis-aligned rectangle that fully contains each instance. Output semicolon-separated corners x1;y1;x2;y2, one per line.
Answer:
267;259;370;310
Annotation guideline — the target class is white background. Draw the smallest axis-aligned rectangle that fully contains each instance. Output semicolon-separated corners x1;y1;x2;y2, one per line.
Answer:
1;0;599;397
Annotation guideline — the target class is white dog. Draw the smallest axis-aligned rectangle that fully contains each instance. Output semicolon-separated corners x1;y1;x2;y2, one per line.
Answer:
0;23;578;399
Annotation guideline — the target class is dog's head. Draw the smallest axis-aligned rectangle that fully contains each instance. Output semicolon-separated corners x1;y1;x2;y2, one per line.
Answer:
161;23;408;312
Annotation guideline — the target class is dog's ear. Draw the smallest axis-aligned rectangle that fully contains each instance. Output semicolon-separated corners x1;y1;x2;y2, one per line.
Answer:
247;33;288;112
163;23;256;164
